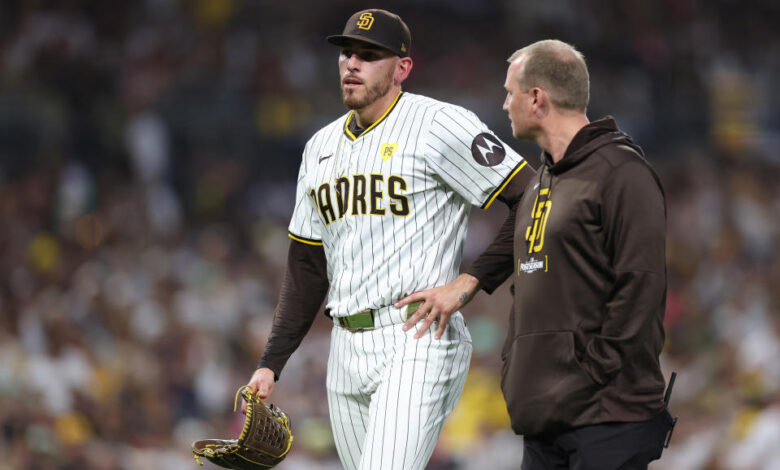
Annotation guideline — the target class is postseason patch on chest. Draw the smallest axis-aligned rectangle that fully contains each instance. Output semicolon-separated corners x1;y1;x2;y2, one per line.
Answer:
518;256;548;274
380;143;399;161
471;133;506;167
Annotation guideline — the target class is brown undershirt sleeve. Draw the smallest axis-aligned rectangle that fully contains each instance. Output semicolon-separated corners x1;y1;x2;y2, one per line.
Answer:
464;162;536;293
257;239;329;380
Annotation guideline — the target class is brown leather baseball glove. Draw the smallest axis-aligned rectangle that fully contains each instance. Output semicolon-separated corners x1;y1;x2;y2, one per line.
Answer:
192;386;293;469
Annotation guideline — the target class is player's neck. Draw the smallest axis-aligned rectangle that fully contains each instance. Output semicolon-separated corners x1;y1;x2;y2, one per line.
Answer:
539;112;589;164
353;86;402;129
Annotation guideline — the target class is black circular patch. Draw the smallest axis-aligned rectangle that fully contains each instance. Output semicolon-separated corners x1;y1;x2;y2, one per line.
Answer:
470;133;506;167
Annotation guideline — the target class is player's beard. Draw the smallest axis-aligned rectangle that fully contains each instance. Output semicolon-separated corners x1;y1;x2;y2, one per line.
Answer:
341;68;394;110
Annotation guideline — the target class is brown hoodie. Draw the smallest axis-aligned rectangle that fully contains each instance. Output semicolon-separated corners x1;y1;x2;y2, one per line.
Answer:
474;117;667;437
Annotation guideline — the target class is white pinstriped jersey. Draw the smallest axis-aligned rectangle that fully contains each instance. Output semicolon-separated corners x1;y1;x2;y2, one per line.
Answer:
288;91;527;316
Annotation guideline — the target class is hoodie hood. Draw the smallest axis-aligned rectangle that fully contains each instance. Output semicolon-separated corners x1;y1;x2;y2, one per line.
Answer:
542;116;643;175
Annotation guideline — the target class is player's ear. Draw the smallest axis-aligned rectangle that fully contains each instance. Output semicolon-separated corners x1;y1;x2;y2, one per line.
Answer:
531;88;546;118
395;57;413;84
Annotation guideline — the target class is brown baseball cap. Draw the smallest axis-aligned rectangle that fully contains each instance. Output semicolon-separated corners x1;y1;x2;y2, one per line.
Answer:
327;9;411;57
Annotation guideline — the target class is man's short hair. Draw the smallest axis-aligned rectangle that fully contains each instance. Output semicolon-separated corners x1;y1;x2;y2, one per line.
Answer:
508;40;589;112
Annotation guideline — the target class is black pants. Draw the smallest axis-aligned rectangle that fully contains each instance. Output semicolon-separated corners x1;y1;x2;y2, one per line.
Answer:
521;410;674;470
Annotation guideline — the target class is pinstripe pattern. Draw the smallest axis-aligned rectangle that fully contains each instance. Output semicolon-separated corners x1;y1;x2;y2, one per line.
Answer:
288;92;525;469
327;310;472;470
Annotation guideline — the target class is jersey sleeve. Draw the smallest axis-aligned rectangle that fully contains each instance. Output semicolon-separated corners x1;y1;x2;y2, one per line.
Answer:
424;105;529;209
288;150;324;246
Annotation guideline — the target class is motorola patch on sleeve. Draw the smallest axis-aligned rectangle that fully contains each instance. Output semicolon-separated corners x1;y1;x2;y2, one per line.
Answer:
471;133;506;167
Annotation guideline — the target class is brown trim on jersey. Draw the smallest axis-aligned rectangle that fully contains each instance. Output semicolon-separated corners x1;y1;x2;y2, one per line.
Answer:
480;160;530;210
343;91;404;141
288;231;323;246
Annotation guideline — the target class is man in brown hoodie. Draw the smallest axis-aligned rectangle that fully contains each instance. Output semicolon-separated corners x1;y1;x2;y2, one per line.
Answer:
398;39;675;469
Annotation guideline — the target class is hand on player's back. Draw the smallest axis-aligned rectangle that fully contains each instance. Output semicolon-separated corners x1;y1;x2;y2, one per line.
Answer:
396;273;481;340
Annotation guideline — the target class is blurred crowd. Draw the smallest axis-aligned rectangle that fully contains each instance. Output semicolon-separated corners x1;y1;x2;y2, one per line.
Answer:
1;1;779;469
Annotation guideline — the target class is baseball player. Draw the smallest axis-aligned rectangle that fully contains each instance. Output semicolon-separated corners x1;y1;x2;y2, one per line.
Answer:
244;9;535;470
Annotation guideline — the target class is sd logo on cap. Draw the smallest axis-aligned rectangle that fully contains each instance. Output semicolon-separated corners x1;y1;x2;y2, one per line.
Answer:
327;9;412;58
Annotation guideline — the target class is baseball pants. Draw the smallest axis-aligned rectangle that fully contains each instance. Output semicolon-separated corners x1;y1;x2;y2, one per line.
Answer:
326;306;472;470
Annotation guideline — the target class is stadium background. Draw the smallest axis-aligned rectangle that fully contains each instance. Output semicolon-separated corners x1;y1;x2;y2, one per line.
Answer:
1;0;779;468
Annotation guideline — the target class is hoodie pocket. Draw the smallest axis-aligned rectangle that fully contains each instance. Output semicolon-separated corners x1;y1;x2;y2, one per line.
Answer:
501;330;601;436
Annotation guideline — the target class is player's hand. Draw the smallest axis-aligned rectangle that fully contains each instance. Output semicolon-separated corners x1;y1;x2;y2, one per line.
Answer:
241;367;276;414
396;273;480;340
